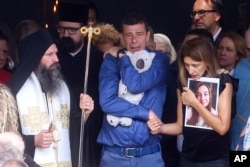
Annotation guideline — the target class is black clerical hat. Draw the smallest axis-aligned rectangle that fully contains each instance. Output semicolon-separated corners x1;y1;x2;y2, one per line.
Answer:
58;2;89;24
7;29;54;96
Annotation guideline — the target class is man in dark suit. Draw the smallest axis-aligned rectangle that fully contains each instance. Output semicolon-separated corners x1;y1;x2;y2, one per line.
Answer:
191;0;224;42
57;2;103;167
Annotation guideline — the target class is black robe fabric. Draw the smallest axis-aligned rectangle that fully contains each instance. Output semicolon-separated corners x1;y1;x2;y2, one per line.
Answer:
24;154;41;167
161;60;180;167
58;44;103;167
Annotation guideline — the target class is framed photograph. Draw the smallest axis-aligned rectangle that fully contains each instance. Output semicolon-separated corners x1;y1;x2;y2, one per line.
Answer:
184;77;220;130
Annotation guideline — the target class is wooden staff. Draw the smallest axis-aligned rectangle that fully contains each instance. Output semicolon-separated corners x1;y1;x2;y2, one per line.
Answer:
78;23;100;167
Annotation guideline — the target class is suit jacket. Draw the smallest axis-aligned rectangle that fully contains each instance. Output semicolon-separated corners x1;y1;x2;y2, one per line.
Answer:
58;44;103;167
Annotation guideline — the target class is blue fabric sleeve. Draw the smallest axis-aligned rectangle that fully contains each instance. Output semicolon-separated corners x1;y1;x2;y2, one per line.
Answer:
99;54;149;121
119;53;169;93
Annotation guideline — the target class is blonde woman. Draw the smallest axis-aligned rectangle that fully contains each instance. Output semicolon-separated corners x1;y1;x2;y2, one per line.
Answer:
216;31;248;75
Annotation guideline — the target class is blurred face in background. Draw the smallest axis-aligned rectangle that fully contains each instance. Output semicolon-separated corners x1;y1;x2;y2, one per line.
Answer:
216;37;238;71
88;9;97;26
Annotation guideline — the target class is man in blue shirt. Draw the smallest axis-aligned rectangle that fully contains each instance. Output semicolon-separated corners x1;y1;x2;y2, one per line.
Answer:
97;12;169;167
231;57;250;150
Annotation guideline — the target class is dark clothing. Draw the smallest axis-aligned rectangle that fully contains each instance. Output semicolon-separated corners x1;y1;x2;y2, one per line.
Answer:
161;60;179;167
181;74;233;162
24;154;41;167
179;155;229;167
69;86;89;167
214;27;224;45
58;45;103;104
58;44;103;167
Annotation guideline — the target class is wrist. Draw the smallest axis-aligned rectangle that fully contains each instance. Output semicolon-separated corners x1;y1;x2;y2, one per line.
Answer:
34;135;38;146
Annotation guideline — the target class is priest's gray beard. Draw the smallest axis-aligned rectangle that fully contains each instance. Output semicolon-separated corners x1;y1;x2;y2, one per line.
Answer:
36;62;64;95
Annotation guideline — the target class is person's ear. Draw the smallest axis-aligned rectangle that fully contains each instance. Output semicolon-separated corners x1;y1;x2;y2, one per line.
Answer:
214;12;221;22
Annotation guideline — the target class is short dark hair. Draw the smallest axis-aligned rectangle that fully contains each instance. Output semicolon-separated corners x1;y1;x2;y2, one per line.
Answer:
120;12;149;32
210;0;224;26
192;0;224;26
185;28;214;45
210;0;223;15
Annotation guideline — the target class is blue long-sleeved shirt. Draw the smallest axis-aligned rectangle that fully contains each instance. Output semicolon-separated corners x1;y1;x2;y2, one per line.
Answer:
97;50;169;147
231;58;250;150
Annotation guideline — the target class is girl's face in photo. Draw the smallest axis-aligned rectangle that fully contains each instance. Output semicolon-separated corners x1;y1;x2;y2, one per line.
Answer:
183;56;207;79
196;85;210;107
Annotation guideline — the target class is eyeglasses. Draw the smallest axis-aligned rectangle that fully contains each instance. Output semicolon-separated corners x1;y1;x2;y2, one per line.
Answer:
57;26;81;35
191;10;216;18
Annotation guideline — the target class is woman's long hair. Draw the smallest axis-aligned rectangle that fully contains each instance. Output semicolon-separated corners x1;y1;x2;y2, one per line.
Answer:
0;83;19;133
178;37;218;87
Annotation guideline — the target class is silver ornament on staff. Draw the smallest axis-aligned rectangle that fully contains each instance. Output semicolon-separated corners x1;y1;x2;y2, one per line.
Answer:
78;23;100;167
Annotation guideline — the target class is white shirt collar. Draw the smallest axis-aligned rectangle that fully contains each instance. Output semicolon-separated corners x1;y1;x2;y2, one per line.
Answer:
213;27;222;41
69;50;81;57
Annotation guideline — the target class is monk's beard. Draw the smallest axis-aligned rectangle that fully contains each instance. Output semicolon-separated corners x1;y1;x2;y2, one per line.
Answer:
35;63;64;95
59;37;82;53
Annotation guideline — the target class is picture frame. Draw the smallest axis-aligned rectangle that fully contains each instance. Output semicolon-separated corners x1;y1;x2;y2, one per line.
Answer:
184;77;220;130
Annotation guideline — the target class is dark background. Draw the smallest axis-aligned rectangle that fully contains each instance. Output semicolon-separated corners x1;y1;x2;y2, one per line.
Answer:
0;0;249;47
